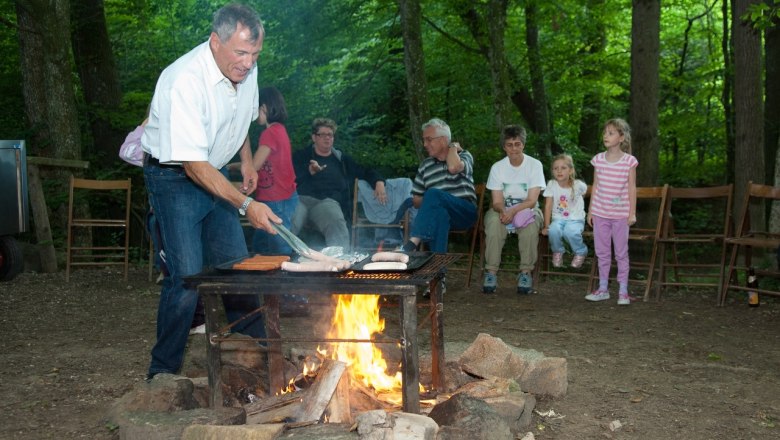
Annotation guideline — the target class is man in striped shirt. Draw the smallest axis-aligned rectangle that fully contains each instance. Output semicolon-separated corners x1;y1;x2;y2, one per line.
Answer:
400;118;477;255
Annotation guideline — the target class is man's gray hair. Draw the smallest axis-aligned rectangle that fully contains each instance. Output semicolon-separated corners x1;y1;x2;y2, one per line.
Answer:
422;118;451;143
212;3;264;43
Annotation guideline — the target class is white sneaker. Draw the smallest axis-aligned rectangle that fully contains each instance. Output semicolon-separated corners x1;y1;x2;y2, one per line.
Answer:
617;293;631;305
585;290;610;302
189;324;206;335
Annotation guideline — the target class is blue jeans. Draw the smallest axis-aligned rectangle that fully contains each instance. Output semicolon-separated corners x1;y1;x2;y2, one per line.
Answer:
548;219;588;256
410;188;477;253
144;164;266;377
252;192;298;255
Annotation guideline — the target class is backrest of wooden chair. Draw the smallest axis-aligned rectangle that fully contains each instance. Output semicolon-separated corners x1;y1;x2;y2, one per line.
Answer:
68;176;132;225
631;184;670;240
734;181;780;238
663;184;734;240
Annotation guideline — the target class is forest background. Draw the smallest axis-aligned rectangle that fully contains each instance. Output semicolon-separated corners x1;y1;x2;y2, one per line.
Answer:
1;0;779;260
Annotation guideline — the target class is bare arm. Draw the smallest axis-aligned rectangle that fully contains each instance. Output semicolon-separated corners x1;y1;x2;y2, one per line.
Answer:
587;174;599;227
446;143;465;174
412;194;423;209
627;167;637;226
542;196;552;236
252;145;272;171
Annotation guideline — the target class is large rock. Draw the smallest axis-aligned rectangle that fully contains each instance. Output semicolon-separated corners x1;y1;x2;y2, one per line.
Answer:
181;423;284;440
484;392;536;431
517;356;567;398
108;374;199;418
458;333;568;398
356;410;438;440
452;377;536;432
428;393;511;440
118;407;245;440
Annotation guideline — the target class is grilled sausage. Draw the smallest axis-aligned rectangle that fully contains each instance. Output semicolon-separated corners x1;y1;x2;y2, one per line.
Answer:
371;252;410;264
362;262;408;271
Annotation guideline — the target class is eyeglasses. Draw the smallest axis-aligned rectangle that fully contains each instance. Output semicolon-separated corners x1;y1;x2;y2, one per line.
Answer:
504;141;524;148
315;132;334;139
423;135;445;143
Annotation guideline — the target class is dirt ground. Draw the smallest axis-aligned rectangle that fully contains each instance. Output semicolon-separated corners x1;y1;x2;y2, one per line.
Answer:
1;266;778;440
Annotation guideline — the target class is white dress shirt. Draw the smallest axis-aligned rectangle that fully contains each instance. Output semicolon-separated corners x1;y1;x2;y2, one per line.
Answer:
141;40;259;169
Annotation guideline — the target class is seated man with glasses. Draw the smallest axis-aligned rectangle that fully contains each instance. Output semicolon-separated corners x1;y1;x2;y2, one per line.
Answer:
291;117;386;249
399;118;477;294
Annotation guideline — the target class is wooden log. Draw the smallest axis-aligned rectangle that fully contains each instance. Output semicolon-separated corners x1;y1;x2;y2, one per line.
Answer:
26;156;89;169
245;391;303;424
295;359;347;423
325;367;352;423
25;164;57;273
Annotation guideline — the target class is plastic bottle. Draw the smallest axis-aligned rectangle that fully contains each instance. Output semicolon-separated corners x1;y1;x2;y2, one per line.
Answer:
747;267;760;307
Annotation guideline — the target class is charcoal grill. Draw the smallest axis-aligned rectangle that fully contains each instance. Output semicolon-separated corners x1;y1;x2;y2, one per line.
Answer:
185;253;458;414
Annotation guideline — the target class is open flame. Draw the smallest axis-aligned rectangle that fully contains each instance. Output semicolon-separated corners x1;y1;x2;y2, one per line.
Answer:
323;294;403;395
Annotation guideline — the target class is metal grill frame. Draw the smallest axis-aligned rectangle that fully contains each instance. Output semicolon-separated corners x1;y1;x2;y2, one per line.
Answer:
185;254;458;414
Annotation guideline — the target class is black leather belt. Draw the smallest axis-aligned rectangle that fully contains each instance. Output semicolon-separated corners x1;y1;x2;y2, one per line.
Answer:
144;153;181;168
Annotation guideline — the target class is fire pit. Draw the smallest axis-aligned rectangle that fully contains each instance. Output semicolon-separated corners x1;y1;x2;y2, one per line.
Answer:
185;253;458;414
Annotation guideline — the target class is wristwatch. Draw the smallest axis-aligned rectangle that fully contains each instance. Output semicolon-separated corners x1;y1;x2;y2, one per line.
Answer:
238;197;253;216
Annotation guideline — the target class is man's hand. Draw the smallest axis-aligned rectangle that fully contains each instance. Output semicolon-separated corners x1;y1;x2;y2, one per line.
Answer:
247;201;282;233
309;160;327;175
240;161;258;194
374;181;387;205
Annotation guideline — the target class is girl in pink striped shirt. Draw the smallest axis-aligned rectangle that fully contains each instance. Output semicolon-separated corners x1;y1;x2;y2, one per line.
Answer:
585;119;638;305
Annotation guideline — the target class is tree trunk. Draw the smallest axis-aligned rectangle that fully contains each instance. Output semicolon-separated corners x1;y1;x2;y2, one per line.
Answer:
15;0;82;162
525;0;555;159
772;136;780;234
629;0;661;188
485;0;512;130
70;0;123;167
765;21;780;186
732;0;765;225
722;0;735;184
577;0;607;183
16;0;84;268
398;0;429;160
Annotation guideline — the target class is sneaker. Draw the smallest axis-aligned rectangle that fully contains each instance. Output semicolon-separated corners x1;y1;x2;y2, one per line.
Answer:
571;254;586;269
617;292;631;305
585;290;610;302
517;272;534;294
482;272;497;294
189;323;206;335
552;253;563;268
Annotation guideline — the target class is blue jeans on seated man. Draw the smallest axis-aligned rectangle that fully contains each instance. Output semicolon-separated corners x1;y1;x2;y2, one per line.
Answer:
547;219;588;256
144;164;266;378
252;192;299;255
410;188;477;253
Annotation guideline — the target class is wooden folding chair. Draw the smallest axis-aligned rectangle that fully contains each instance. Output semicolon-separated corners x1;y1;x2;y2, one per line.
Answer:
445;183;486;287
66;176;132;282
586;184;669;301
720;182;780;305
351;178;410;251
655;185;733;302
535;186;593;282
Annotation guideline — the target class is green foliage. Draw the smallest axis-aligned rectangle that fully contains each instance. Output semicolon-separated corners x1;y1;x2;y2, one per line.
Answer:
3;0;743;188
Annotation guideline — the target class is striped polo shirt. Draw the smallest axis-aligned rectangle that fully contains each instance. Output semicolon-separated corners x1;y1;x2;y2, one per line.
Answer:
589;151;638;219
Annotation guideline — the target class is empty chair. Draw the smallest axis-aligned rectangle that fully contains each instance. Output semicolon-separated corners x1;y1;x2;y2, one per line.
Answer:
720;182;780;305
66;176;132;282
655;185;733;302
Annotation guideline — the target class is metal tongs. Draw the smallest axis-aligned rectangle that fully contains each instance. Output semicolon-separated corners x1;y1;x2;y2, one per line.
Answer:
272;223;316;258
